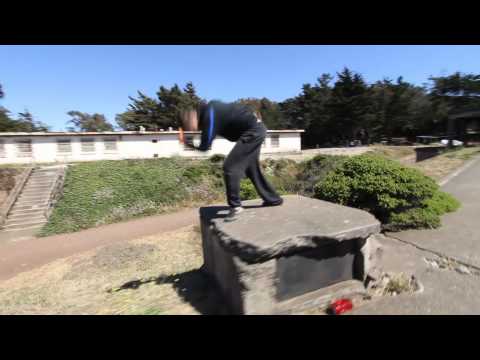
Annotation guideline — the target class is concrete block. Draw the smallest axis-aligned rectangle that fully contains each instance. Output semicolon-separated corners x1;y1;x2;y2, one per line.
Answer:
200;195;381;314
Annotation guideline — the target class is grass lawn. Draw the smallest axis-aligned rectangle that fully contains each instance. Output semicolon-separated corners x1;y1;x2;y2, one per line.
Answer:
39;158;225;236
0;225;224;315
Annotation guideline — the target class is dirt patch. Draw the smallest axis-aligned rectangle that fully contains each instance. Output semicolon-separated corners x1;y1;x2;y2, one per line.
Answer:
367;272;423;297
0;225;225;315
0;168;23;205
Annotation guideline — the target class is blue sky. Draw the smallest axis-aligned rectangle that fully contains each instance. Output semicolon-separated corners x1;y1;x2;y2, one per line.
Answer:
1;45;479;131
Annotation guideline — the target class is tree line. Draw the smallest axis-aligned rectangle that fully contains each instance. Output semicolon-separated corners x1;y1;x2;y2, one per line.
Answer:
1;69;479;147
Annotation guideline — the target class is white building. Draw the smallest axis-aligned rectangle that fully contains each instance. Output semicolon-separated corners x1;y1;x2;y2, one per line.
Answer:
0;130;304;165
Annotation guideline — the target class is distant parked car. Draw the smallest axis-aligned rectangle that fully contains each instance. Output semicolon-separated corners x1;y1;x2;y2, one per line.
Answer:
441;139;464;146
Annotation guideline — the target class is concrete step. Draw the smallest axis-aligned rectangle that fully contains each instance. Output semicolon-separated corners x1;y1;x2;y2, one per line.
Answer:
29;175;57;180
30;170;58;176
22;185;53;190
21;190;52;196
8;209;44;219
28;178;56;183
16;195;48;201
7;211;45;221
30;172;57;176
23;184;54;189
27;179;55;185
5;216;47;226
12;203;49;211
19;192;50;198
26;183;55;188
24;180;55;184
2;223;46;232
19;191;50;197
2;220;47;230
18;196;50;203
9;206;48;214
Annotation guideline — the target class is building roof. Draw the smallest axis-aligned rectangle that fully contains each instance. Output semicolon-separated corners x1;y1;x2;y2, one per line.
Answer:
0;129;305;137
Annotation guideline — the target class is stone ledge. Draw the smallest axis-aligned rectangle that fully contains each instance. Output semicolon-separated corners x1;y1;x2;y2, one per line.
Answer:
200;195;380;263
200;195;383;314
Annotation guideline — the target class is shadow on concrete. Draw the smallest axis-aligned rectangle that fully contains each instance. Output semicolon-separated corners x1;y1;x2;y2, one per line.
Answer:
111;268;227;315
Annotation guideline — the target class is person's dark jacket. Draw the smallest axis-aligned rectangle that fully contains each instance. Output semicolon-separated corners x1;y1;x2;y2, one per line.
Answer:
197;101;257;151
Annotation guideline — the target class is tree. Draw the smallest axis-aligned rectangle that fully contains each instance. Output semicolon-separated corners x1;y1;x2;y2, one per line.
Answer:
67;111;114;132
235;97;290;129
0;83;51;132
16;110;50;132
369;77;424;139
0;108;16;132
279;74;333;147
116;82;203;131
429;72;480;115
326;68;374;144
116;91;164;131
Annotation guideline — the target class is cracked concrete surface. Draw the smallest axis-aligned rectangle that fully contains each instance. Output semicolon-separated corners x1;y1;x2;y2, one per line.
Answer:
351;155;480;315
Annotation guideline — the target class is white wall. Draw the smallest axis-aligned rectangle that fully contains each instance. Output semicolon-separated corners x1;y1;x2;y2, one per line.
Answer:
0;132;302;165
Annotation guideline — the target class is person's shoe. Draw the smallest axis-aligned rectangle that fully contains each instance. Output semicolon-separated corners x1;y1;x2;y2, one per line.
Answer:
225;206;244;221
262;198;284;207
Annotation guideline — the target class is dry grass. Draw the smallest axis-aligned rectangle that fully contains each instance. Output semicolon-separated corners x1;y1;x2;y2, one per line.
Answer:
410;147;480;181
0;225;224;315
367;146;416;161
367;146;480;182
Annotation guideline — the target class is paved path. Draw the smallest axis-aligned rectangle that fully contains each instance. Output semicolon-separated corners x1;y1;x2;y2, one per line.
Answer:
352;155;480;314
0;208;199;282
386;155;480;267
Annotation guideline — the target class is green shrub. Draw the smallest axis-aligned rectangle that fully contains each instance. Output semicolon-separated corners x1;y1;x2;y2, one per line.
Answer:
314;154;460;230
209;154;226;163
262;158;302;195
297;155;347;196
240;179;258;200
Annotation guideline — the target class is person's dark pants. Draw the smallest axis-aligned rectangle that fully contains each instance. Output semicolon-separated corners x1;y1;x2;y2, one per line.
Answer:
223;122;282;208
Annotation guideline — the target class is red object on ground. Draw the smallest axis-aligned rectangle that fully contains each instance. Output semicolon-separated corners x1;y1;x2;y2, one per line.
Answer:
329;299;353;315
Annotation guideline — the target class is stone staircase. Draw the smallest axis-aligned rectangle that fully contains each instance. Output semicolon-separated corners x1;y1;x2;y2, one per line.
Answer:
1;167;63;232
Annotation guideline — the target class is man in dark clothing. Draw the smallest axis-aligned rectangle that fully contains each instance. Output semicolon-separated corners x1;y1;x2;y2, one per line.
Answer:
182;100;283;217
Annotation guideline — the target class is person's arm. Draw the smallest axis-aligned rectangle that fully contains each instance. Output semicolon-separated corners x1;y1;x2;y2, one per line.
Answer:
196;105;216;152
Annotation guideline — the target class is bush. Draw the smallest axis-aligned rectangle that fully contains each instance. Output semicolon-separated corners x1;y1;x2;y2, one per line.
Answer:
240;179;258;200
209;154;226;163
297;155;347;196
262;158;302;195
314;155;460;230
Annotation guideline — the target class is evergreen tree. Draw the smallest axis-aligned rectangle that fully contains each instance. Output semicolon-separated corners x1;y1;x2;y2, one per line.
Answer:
116;91;164;131
429;72;480;115
116;82;203;131
16;110;50;132
235;97;290;129
326;68;373;144
67;111;114;132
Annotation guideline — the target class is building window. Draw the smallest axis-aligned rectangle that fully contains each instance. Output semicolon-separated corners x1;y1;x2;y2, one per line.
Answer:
57;139;72;154
0;140;5;158
271;135;280;148
103;138;118;153
15;139;32;157
81;138;95;154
